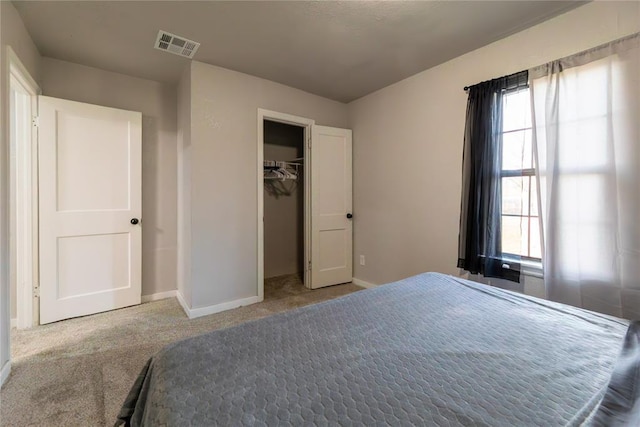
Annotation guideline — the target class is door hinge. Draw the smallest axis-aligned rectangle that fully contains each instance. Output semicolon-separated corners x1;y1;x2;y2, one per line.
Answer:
32;116;39;127
308;260;311;271
33;285;40;298
307;137;311;149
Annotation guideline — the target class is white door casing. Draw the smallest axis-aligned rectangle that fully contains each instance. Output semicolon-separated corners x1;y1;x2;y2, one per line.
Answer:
8;46;41;329
10;75;37;329
311;125;353;288
38;96;142;324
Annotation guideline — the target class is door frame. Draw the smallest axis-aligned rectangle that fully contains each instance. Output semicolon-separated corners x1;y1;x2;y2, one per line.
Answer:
8;46;40;329
257;109;314;298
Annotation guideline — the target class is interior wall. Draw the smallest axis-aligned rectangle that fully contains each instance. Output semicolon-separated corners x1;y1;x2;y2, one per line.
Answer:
40;57;178;299
263;121;304;279
1;0;41;383
347;1;640;289
185;60;347;309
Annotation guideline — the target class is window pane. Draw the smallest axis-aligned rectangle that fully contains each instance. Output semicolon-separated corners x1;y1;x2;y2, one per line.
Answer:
499;87;541;261
502;130;532;170
502;215;528;256
503;89;532;132
530;217;542;259
502;177;530;216
530;178;539;217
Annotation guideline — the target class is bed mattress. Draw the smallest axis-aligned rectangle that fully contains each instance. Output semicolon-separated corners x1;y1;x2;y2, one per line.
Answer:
117;272;631;426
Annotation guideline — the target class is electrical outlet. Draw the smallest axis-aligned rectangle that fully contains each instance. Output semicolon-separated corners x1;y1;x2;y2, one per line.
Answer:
360;255;365;266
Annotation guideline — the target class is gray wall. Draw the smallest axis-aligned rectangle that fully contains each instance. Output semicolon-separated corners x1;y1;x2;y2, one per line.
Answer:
263;121;304;278
40;58;178;299
182;61;348;310
1;0;42;384
347;1;640;290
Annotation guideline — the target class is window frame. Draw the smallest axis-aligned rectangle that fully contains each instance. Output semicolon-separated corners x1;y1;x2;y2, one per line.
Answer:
499;87;542;269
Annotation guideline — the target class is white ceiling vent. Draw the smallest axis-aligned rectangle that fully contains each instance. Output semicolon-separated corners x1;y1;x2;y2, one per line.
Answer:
154;30;200;59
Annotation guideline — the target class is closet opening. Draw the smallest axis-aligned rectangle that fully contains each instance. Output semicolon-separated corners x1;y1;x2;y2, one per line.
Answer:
257;109;314;300
263;119;306;296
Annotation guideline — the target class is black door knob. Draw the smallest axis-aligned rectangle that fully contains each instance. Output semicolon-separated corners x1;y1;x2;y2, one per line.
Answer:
131;218;139;225
346;213;353;219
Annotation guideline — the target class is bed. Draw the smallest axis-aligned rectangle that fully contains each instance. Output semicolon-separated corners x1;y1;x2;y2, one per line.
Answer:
117;272;639;426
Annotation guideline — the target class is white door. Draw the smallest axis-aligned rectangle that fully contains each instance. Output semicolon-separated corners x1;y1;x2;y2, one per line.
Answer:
38;96;142;324
311;125;352;288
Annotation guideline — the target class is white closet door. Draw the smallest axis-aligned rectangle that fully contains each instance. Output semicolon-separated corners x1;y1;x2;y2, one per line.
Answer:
38;96;142;324
310;125;352;288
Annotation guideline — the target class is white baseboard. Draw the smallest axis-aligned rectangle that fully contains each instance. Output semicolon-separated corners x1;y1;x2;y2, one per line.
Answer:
1;361;11;388
141;290;177;303
10;318;16;329
175;291;190;317
352;278;378;289
176;293;263;319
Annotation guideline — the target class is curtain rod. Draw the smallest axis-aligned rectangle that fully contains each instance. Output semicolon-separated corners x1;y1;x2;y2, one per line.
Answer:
462;70;527;92
464;32;640;92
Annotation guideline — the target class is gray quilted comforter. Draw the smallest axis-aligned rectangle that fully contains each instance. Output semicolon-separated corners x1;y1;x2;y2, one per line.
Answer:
117;272;631;426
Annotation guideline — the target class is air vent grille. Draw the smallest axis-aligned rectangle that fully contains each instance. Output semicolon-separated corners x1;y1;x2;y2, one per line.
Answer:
154;31;200;59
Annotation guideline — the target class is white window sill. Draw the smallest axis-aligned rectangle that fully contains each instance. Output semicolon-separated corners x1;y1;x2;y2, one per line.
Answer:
521;263;543;279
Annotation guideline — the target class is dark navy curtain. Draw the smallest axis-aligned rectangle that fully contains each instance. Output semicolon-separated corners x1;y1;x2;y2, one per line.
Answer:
457;71;528;283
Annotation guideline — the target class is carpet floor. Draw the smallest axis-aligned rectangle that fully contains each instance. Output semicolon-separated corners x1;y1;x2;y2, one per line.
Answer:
0;275;362;426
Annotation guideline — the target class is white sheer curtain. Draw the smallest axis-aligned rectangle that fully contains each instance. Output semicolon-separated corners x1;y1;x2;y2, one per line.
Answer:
530;33;640;319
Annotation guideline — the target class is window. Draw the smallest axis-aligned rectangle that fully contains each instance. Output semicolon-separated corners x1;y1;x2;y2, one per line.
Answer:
500;88;541;262
457;70;531;283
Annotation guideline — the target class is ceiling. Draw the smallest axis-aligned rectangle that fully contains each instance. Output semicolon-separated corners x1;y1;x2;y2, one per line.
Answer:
13;1;585;103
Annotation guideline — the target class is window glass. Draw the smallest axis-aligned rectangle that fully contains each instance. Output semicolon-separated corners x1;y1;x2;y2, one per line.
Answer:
502;130;532;170
502;216;528;256
530;217;542;259
500;88;541;261
502;177;529;216
502;89;532;132
502;129;533;170
530;178;539;217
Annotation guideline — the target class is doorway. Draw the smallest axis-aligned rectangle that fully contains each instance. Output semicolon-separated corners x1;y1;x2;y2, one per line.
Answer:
257;109;313;299
263;120;306;294
257;109;354;297
8;47;40;329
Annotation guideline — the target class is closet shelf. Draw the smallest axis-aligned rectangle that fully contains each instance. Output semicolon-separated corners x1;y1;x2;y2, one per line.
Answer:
264;160;301;181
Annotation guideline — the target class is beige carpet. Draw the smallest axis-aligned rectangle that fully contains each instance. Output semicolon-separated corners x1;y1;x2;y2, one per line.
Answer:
0;275;362;426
